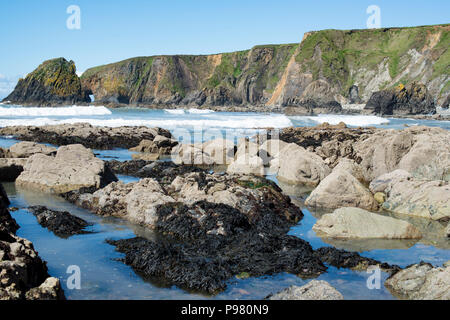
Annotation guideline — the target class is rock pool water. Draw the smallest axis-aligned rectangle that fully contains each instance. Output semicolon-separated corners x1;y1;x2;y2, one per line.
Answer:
1;108;449;299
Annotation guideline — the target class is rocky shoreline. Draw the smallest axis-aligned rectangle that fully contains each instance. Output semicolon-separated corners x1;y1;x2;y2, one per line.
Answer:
0;121;449;299
0;184;65;300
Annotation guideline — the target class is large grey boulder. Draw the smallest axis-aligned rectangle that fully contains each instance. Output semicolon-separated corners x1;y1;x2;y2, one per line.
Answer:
305;160;378;211
313;207;422;239
355;126;450;182
8;141;56;158
202;138;235;165
385;262;450;300
277;143;331;186
269;280;344;300
227;155;265;176
16;144;117;193
371;170;450;221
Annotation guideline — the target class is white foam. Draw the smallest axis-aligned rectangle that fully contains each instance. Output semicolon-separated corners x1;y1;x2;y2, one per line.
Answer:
291;114;389;126
0;114;293;129
187;108;215;114
164;109;185;115
0;106;112;117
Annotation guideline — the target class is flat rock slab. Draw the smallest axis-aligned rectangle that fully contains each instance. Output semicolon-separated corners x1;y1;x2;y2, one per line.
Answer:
313;207;422;239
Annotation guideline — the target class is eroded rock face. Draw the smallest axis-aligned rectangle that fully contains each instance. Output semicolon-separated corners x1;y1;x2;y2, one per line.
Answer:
305;160;378;210
278;123;376;168
365;82;436;115
0;123;172;150
277;143;331;186
385;262;450;300
268;280;344;300
0;183;65;300
313;207;422;239
3;58;89;106
16;144;117;194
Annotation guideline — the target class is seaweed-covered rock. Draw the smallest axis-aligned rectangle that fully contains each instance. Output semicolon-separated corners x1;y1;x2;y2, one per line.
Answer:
314;247;400;274
28;206;92;238
107;200;324;294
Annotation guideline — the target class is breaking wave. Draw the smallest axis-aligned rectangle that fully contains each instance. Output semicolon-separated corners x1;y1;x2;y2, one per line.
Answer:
0;113;293;129
0;106;112;117
291;114;390;126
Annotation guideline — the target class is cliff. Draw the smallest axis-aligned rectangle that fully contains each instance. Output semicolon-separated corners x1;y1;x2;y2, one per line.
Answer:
3;58;90;106
80;24;449;113
4;24;449;113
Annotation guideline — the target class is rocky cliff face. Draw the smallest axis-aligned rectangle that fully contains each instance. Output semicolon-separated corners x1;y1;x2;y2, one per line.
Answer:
79;24;449;113
3;58;90;106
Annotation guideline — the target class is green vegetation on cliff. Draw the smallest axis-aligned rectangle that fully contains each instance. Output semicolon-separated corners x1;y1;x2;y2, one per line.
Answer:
79;24;448;108
4;57;89;105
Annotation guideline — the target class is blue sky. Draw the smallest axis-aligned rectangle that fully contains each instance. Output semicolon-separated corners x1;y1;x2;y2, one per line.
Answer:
0;0;449;98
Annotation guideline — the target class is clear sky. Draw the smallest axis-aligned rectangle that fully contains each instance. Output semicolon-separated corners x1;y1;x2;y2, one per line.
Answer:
0;0;449;98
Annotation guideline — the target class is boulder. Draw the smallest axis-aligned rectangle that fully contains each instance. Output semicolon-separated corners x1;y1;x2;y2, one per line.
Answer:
313;207;422;239
74;178;175;228
369;169;412;194
305;161;378;211
446;223;450;238
171;144;214;165
364;82;436;115
372;170;450;220
202;138;235;165
227;155;265;176
8;141;56;158
382;178;450;221
277;143;331;186
269;280;343;300
25;277;66;300
355;126;450;182
16;144;117;193
235;139;259;159
385;262;450;300
129;135;178;155
259;139;289;158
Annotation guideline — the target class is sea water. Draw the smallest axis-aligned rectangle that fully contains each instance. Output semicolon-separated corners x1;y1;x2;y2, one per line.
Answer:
1;105;449;300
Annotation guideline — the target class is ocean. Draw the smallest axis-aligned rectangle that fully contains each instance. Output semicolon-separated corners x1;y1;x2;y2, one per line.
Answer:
1;104;449;300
